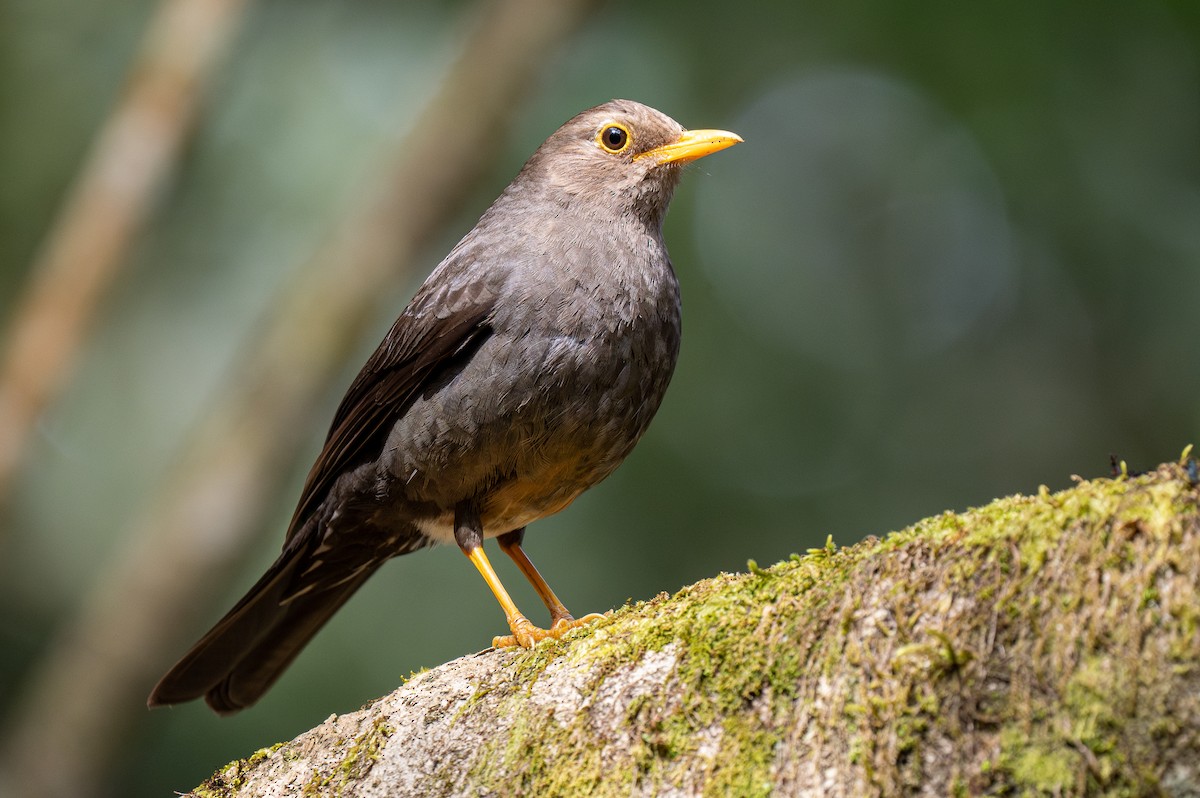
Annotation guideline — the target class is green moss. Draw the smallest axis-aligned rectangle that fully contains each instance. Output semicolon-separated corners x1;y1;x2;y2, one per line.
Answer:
191;743;285;798
199;460;1200;796
1000;727;1078;795
300;716;394;797
453;528;881;793
702;719;776;798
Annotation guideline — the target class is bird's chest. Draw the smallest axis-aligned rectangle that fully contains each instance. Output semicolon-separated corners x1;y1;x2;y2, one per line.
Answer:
500;257;681;427
469;275;680;531
386;250;680;538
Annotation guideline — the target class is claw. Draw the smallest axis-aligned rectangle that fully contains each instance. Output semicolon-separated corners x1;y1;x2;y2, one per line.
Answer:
493;611;606;649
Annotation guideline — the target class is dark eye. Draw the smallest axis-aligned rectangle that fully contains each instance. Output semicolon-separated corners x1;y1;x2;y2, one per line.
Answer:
598;124;630;153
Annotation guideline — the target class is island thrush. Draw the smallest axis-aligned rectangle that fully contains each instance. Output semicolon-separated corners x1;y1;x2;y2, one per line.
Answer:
148;99;741;714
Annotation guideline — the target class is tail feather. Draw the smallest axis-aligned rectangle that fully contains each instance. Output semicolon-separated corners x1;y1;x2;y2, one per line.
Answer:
147;551;378;714
204;568;377;714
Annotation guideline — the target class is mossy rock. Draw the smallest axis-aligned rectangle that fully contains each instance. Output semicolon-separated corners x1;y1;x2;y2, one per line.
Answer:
190;459;1200;797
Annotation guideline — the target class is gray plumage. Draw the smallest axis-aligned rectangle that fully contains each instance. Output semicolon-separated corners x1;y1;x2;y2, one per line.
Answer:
148;100;738;714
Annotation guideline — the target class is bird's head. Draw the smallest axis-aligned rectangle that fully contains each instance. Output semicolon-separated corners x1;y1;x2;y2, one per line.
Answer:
515;99;742;230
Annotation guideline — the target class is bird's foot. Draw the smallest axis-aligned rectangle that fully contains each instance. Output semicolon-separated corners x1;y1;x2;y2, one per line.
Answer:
492;612;606;649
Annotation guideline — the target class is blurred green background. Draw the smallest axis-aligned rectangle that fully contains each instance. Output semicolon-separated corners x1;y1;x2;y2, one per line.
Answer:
1;0;1198;795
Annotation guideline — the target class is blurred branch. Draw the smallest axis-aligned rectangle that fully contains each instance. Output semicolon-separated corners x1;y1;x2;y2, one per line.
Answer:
0;0;601;796
0;0;251;521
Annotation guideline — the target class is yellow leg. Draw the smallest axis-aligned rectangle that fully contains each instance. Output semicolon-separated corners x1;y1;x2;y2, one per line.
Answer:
497;534;572;623
494;531;606;647
463;545;533;647
463;543;604;649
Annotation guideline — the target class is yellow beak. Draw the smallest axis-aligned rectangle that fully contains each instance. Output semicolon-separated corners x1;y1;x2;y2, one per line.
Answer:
635;129;743;165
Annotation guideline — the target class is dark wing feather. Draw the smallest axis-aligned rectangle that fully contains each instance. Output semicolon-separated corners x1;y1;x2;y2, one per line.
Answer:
148;268;498;712
284;276;497;545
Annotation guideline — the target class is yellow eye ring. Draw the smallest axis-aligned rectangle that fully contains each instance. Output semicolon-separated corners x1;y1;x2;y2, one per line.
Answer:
596;123;631;154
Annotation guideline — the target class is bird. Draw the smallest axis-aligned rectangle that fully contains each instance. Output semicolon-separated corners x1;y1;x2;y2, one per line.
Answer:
147;99;741;715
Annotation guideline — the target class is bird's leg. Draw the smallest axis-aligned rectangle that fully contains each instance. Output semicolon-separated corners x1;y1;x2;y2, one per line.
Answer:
455;504;537;648
494;528;605;647
497;528;572;624
455;507;602;649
